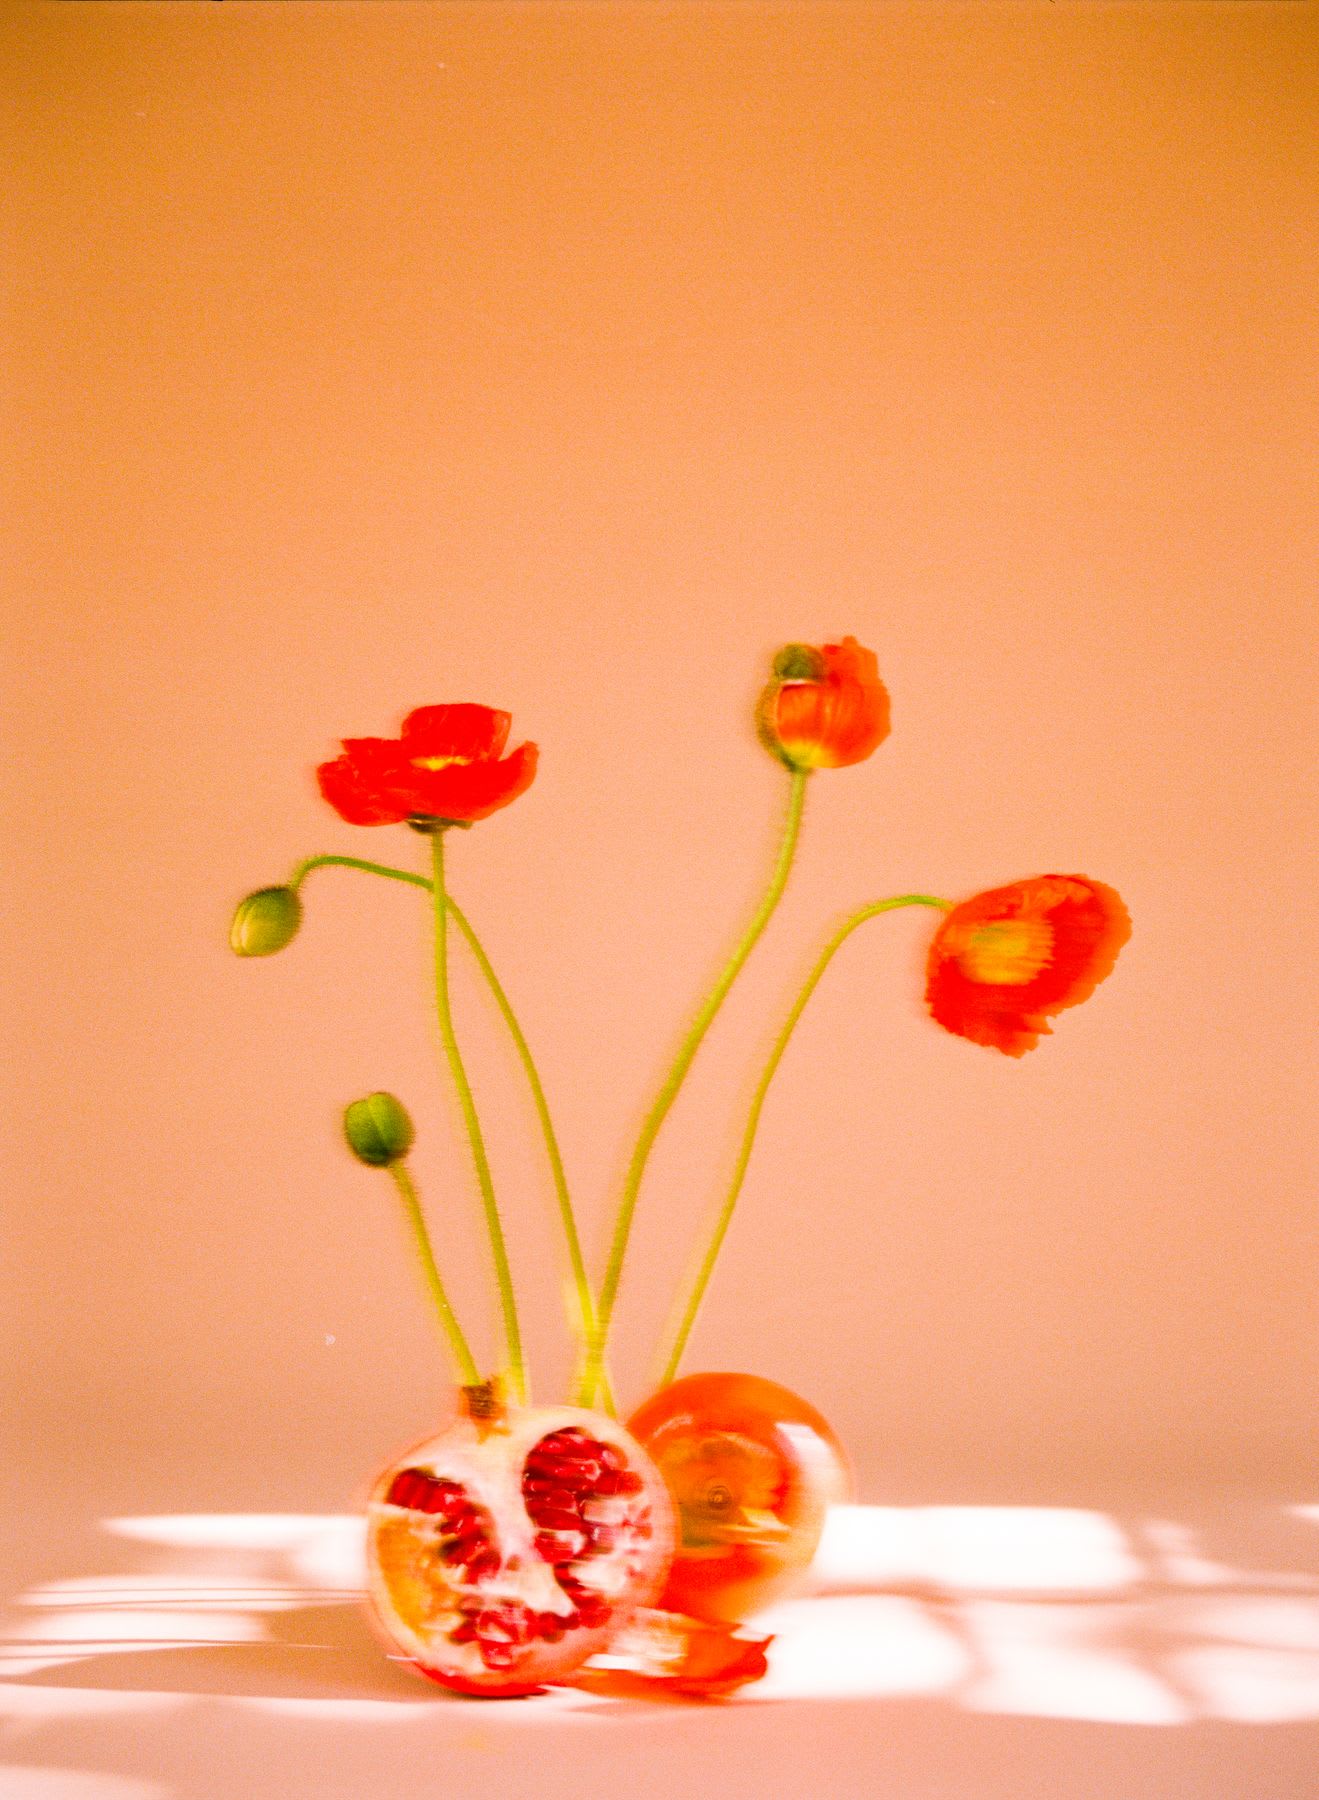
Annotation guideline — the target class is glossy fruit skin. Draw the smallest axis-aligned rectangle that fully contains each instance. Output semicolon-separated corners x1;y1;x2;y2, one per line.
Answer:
628;1372;850;1626
365;1402;674;1696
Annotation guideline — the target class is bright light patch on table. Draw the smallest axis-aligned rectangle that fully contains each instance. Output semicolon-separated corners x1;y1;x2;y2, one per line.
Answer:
5;1507;1317;1722
1142;1519;1237;1587
755;1595;970;1700
103;1514;362;1551
812;1505;1140;1596
1172;1646;1319;1723
961;1600;1188;1724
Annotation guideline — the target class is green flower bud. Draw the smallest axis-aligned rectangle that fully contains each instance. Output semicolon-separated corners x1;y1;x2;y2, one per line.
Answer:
230;886;303;957
343;1092;415;1167
771;643;826;682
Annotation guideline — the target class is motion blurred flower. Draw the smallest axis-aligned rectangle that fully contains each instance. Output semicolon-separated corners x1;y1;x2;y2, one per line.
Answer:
758;637;891;771
317;704;537;828
925;874;1131;1057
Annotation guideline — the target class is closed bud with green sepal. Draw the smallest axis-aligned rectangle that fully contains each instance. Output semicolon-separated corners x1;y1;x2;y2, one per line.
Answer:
344;1092;416;1167
230;886;303;957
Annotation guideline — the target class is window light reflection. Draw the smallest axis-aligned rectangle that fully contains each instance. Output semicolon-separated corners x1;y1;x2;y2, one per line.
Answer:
0;1504;1315;1722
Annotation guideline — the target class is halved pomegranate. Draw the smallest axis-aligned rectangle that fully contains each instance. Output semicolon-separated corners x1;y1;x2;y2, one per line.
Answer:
629;1372;850;1627
365;1395;675;1695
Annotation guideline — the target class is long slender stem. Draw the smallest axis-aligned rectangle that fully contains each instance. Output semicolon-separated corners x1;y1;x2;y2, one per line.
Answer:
657;893;953;1387
577;767;810;1406
289;851;611;1410
444;904;616;1417
428;831;527;1403
388;1160;481;1385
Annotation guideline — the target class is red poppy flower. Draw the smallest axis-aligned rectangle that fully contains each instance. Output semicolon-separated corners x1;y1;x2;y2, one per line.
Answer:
925;874;1131;1057
758;637;891;771
316;704;537;827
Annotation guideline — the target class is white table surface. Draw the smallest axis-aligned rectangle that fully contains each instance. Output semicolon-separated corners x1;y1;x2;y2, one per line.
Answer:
4;1484;1317;1800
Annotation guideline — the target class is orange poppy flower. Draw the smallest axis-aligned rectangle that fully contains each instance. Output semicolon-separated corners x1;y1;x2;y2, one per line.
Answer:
925;875;1131;1057
317;704;537;827
758;637;891;771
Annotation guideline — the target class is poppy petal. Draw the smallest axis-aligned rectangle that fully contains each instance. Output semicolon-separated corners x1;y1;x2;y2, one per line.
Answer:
926;875;1130;1055
408;740;539;823
762;636;890;770
316;754;413;826
585;1608;773;1700
401;705;511;762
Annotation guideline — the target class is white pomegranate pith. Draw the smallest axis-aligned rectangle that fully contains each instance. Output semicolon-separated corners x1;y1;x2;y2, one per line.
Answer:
366;1404;675;1693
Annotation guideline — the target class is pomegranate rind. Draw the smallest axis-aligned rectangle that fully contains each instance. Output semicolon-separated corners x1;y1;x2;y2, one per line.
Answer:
629;1372;850;1627
365;1403;674;1696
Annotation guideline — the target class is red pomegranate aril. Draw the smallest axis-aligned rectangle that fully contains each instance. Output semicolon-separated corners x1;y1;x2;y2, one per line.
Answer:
528;1455;599;1488
531;1507;586;1533
367;1405;674;1695
524;1485;578;1512
593;1469;643;1496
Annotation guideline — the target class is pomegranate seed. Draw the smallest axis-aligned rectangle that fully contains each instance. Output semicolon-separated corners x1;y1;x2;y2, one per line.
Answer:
464;1546;500;1581
523;1483;578;1511
527;1455;600;1488
530;1507;586;1534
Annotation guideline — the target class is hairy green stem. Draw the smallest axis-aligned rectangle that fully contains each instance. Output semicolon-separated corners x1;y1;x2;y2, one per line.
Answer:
290;853;431;893
428;830;526;1403
657;893;952;1387
444;904;616;1418
577;767;810;1406
289;851;610;1410
388;1160;481;1385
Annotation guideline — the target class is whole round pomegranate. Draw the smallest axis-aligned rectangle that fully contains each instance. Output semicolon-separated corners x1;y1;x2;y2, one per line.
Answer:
366;1391;675;1695
628;1372;850;1626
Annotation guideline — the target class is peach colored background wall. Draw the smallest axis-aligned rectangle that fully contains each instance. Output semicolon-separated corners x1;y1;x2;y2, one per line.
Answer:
4;1;1316;1514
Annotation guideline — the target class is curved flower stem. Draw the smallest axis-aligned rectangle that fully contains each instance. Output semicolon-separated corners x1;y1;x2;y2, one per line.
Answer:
656;893;953;1389
388;1159;481;1386
287;851;611;1411
577;767;810;1408
428;830;527;1404
290;853;431;894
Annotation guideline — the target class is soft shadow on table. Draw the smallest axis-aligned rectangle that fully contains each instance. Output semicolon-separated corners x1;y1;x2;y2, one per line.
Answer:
4;1599;422;1704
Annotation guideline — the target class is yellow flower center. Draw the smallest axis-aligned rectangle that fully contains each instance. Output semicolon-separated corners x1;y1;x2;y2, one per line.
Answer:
410;753;473;771
959;916;1054;985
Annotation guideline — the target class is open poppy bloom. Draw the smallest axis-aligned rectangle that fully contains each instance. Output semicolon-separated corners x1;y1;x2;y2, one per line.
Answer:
925;874;1131;1057
758;636;891;771
317;704;537;827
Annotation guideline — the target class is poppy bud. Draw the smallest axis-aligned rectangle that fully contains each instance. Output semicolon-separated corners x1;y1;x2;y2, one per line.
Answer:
343;1092;416;1167
230;886;303;957
758;635;891;772
771;644;826;683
